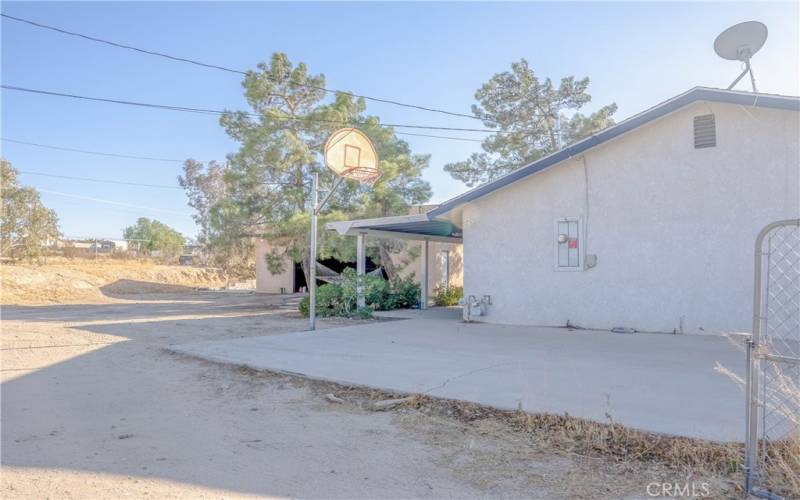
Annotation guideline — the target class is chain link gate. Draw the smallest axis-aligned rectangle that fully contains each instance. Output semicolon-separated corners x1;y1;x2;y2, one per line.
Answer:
745;219;800;498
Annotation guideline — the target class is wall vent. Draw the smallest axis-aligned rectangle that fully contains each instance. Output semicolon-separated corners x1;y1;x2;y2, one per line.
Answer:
693;114;716;149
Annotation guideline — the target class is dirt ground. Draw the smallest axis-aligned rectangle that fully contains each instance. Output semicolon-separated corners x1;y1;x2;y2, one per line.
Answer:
1;289;739;499
0;258;230;305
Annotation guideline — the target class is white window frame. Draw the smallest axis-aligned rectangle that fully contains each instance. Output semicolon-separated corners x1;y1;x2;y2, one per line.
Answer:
553;217;584;272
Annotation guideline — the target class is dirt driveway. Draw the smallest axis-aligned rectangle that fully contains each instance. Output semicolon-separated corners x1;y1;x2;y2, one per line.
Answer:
1;291;737;499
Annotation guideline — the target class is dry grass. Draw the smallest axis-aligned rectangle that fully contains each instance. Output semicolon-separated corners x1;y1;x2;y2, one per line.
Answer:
209;360;748;497
763;435;800;497
716;355;800;498
402;395;743;475
0;258;228;304
758;366;800;498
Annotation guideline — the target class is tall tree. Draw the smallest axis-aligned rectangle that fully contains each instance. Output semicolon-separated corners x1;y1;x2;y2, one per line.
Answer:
178;159;227;247
0;159;60;261
122;217;185;261
202;53;431;283
177;159;250;274
445;59;617;186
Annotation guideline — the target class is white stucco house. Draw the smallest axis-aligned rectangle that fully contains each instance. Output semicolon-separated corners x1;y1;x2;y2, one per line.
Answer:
327;87;800;334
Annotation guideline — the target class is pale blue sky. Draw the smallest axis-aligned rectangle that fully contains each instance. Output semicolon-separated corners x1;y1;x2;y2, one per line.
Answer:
2;2;798;239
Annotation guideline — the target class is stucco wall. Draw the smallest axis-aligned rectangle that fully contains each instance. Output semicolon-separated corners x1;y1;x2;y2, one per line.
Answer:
394;241;464;302
254;239;294;294
462;102;799;334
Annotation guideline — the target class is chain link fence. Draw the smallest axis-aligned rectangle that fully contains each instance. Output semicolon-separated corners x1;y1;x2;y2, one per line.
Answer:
745;219;800;498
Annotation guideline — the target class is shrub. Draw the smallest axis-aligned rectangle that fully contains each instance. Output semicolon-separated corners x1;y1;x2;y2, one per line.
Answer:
297;268;421;317
316;283;344;317
434;285;463;307
386;274;420;309
298;295;309;316
297;284;346;317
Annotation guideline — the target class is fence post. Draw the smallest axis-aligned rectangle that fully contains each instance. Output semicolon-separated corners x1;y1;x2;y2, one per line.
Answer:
744;337;757;494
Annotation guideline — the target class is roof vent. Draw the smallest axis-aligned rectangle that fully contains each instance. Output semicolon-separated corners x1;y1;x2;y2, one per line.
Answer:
694;114;716;149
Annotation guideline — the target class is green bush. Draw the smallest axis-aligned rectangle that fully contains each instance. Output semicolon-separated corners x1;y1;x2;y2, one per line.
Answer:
386;274;420;309
298;295;309;316
433;285;463;307
297;283;345;317
316;283;344;316
298;267;421;317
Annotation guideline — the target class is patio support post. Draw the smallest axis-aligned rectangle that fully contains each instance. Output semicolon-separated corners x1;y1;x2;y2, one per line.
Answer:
356;232;366;309
309;172;319;331
420;239;429;310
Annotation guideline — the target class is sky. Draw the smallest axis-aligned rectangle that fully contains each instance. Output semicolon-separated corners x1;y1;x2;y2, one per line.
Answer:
2;1;798;240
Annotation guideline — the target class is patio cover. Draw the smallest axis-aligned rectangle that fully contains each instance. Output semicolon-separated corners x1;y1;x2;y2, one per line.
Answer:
325;213;462;243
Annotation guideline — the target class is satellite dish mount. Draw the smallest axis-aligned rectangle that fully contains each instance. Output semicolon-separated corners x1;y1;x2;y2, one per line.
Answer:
714;21;768;92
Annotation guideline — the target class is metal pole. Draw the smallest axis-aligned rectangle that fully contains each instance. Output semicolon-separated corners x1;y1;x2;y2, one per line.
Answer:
745;223;769;494
356;232;366;309
726;66;750;90
309;172;319;330
746;60;758;93
420;239;429;310
744;337;756;493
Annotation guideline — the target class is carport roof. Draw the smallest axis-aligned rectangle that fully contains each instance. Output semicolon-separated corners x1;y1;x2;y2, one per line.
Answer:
326;213;462;242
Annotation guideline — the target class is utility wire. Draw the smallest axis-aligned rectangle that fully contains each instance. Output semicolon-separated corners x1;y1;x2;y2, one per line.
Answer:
2;85;498;133
2;138;187;162
395;132;483;143
18;170;182;189
38;188;189;215
1;13;483;122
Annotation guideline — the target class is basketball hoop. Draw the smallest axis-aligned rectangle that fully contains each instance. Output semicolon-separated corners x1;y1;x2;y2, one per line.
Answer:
309;128;381;331
324;128;381;185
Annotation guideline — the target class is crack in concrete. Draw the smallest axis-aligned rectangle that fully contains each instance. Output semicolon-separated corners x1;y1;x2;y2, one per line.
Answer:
422;362;515;395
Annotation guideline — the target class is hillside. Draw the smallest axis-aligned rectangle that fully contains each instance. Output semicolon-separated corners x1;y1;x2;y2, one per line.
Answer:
0;259;230;305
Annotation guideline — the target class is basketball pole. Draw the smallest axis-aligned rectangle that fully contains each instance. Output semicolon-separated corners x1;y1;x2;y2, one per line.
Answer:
309;172;344;331
309;171;319;330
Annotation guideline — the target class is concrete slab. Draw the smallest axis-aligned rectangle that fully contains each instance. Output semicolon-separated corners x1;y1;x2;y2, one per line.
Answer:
172;310;747;442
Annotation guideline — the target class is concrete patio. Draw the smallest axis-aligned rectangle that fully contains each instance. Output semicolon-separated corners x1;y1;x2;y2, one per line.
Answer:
172;308;747;442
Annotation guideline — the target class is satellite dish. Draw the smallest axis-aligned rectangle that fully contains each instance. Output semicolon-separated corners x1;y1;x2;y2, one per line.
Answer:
714;21;767;61
714;21;768;92
323;128;381;185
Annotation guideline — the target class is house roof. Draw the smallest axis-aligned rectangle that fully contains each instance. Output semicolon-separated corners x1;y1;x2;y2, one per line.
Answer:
427;87;800;218
325;87;798;241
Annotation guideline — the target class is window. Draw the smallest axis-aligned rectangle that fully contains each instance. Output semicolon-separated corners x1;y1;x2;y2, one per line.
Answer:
554;218;582;271
437;250;450;290
693;114;716;149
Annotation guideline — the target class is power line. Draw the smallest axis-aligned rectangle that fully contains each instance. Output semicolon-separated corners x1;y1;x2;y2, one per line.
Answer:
38;188;189;215
1;13;483;122
20;168;293;188
395;132;483;143
18;170;182;189
2;85;498;133
2;138;187;162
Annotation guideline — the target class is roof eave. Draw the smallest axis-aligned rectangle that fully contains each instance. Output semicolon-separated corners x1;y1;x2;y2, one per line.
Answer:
429;87;800;218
